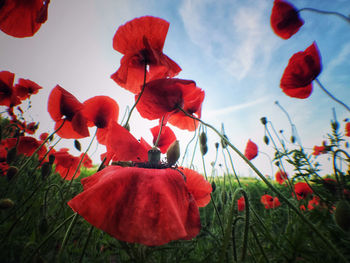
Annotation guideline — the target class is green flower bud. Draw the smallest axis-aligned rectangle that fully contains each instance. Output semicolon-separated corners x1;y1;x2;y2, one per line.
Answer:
199;132;207;146
260;117;267;125
263;135;269;145
0;198;15;209
167;140;180;166
74;139;81;151
200;144;208;156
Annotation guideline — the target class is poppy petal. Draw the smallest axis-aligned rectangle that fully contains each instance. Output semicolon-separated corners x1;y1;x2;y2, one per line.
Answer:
151;125;176;154
244;139;258;160
68;166;201;246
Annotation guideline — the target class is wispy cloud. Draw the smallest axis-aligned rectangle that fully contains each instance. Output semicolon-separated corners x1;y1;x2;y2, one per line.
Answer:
204;96;268;119
325;42;350;73
179;0;279;80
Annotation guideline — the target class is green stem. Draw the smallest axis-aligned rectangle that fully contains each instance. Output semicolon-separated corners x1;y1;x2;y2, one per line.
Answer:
178;106;349;263
58;213;78;258
78;226;94;263
299;7;350;24
251;226;269;263
124;62;147;127
315;79;350;113
27;213;76;262
154;116;165;148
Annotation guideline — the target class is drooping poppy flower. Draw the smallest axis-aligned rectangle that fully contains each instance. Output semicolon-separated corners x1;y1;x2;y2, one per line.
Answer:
51;148;81;180
275;170;288;184
261;194;281;209
104;121;149;163
47;85;89;139
294;182;313;200
0;71;20;107
312;145;326;156
270;0;304;39
82;96;119;144
237;196;245;212
345;122;350;137
178;167;212;207
111;16;181;94
14;78;42;100
68;165;202;246
3;136;47;160
280;42;322;99
0;0;50;38
80;153;93;169
150;125;176;154
136;78;205;131
244;139;258;160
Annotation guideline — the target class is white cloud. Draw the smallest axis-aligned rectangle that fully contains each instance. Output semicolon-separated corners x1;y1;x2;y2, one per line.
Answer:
179;0;279;80
325;43;350;73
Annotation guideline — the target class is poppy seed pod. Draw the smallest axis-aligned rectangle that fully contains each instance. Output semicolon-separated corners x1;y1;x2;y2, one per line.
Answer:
148;147;161;165
0;198;15;209
334;200;350;232
215;142;219;149
290;136;296;143
166;140;180;166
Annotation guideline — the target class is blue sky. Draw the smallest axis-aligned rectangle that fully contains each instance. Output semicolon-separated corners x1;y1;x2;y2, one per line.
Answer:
0;0;349;178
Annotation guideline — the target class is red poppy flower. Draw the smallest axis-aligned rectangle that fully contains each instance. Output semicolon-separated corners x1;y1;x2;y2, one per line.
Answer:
0;71;20;107
237;196;245;212
270;0;304;39
307;195;320;210
14;78;42;100
39;132;49;141
0;0;50;38
275;170;288;184
244;139;258;160
280;42;322;99
82;96;119;144
294;182;313;200
47;85;89;139
345;122;350;137
0;162;10;176
178;167;212;207
136;78;204;131
68;165;201;246
150;125;176;154
25;122;38;135
104;121;149;163
80;153;93;169
51;148;81;180
3;136;47;160
312;145;326;156
111;16;181;94
261;194;281;209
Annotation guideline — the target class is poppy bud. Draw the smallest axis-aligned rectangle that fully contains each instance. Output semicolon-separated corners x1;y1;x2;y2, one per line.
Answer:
38;217;49;235
0;198;15;209
166;140;180;166
334;200;350;232
199;132;207;146
41;162;51;179
215;142;219;149
48;154;55;164
6;166;18;180
275;161;280;167
211;181;216;192
148;147;161;165
260;117;267;125
221;135;228;149
74;139;81;151
290;136;296;143
331;121;339;131
200;144;208;156
6;147;17;164
48;134;54;141
263;135;269;145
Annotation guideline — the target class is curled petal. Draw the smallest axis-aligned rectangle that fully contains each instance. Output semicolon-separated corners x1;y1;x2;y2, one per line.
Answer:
244;139;258;160
280;42;322;99
68;166;201;246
